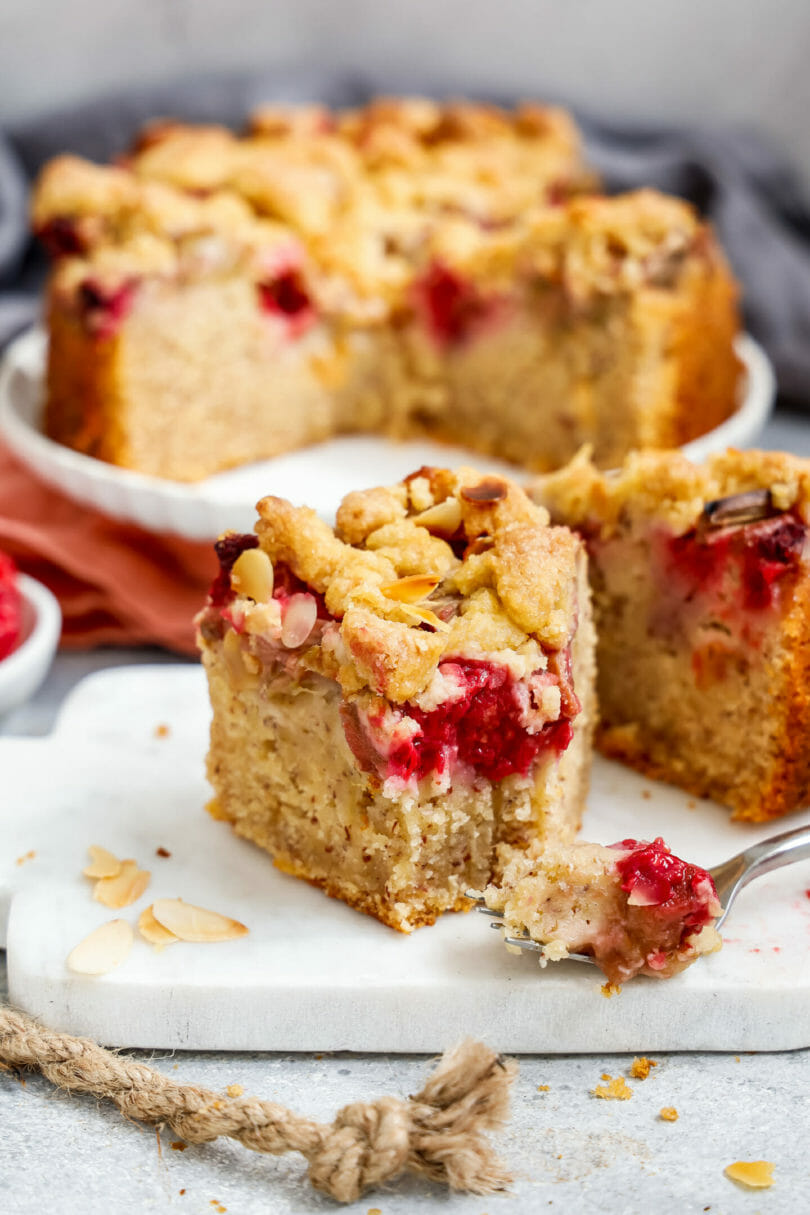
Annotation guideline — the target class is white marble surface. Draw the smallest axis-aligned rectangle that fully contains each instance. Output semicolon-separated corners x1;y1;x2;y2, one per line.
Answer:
3;413;810;1211
6;666;810;1054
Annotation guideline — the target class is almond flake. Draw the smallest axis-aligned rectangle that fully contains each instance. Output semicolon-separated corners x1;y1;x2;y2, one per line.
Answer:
231;547;274;603
281;593;318;648
67;919;134;975
138;904;179;949
94;859;151;909
151;898;249;943
399;603;451;633
412;498;462;537
83;845;123;880
380;574;441;603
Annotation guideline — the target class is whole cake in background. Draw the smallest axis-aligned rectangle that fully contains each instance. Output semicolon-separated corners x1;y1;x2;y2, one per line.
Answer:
32;98;741;482
196;466;596;931
532;447;810;822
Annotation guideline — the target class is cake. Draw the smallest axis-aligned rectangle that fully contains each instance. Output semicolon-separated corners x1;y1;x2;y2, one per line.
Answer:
482;837;722;983
32;98;741;482
0;551;22;661
531;447;810;822
196;466;596;931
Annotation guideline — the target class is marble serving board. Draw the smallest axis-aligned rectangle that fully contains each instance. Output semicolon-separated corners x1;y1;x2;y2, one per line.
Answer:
3;664;810;1053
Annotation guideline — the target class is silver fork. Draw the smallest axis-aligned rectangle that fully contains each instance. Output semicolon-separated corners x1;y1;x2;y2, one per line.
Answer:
467;822;810;964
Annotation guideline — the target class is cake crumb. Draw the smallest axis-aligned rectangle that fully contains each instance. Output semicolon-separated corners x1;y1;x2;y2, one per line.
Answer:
734;1055;741;1062
179;1190;185;1196
367;1209;383;1215
592;1075;633;1100
226;1083;244;1098
601;981;621;998
537;1084;550;1092
724;1160;774;1189
155;723;170;738
156;846;171;858
687;800;697;810
641;789;651;800
629;1056;658;1080
659;1106;679;1122
15;850;36;866
171;1141;187;1151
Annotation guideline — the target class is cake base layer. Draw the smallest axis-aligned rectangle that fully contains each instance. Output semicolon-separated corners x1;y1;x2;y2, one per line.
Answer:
203;650;590;932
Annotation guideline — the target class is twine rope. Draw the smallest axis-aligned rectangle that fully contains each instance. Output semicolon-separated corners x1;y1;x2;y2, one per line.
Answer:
0;1006;516;1202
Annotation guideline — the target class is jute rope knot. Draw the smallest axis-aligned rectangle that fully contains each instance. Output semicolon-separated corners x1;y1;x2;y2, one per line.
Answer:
0;1005;516;1202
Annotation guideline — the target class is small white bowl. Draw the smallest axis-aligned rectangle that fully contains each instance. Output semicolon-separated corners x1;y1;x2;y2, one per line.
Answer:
0;574;61;718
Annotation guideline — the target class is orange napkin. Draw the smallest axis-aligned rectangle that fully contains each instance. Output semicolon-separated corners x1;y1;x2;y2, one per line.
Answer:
0;444;217;655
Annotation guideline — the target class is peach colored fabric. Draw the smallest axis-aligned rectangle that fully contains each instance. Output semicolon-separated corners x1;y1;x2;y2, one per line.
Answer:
0;444;217;655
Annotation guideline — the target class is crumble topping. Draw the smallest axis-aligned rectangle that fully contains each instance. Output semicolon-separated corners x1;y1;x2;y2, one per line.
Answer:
532;448;810;539
33;101;725;334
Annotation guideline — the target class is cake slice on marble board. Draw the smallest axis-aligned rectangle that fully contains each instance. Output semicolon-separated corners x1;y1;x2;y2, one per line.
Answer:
481;836;723;984
531;447;810;823
196;465;596;931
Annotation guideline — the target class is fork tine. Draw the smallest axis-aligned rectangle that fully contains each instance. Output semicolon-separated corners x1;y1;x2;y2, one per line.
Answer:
476;906;504;918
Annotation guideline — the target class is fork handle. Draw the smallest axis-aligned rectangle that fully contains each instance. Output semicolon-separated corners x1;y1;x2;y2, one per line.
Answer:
735;822;810;889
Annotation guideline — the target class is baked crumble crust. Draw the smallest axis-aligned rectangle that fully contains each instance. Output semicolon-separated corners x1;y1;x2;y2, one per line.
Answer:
252;467;580;704
532;447;810;538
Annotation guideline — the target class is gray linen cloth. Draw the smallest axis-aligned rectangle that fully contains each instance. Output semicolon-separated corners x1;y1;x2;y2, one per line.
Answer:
2;70;809;406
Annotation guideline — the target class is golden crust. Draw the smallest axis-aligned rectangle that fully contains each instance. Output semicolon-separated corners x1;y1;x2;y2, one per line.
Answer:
532;447;810;538
254;467;582;702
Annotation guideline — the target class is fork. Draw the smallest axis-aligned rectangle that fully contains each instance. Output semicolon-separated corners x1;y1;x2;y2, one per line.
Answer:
467;822;810;964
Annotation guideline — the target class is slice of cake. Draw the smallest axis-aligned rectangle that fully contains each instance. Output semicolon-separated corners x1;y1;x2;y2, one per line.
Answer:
32;99;740;482
197;467;596;931
483;837;722;983
532;448;810;821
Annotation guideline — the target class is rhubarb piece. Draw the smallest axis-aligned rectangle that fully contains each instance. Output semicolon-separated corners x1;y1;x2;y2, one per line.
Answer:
484;837;722;983
197;467;596;932
532;448;810;822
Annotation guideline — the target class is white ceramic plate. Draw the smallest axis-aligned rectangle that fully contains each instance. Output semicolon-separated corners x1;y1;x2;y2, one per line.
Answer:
0;327;775;541
0;573;61;718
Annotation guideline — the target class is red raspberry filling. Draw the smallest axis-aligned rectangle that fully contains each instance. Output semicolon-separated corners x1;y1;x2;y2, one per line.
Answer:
413;261;498;347
614;837;718;941
78;277;137;338
0;551;22;662
349;657;576;785
257;270;316;338
666;512;806;612
37;217;86;257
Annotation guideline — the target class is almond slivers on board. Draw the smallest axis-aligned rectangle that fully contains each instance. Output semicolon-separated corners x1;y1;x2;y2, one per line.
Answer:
151;898;248;942
93;859;151;909
83;845;123;879
67;919;134;975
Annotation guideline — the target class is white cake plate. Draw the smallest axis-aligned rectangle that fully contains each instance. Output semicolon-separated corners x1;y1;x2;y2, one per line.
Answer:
0;327;775;540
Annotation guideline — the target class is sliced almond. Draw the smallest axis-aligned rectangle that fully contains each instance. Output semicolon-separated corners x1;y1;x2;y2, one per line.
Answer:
231;547;274;602
380;574;441;603
83;845;123;880
67;919;134;975
94;859;151;909
412;497;462;537
151;898;249;943
398;603;451;633
138;904;179;949
281;593;318;648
